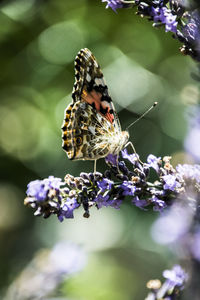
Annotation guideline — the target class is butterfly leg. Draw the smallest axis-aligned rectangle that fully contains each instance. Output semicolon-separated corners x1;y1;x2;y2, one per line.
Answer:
116;154;120;173
124;141;144;165
94;159;97;174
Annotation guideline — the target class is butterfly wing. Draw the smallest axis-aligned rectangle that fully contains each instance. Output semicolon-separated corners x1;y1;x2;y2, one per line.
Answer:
62;48;122;160
62;100;115;160
73;48;121;129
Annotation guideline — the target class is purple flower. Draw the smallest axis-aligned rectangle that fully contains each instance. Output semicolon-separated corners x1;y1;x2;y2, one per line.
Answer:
105;153;118;166
95;193;110;208
132;195;148;209
102;0;124;11
176;163;200;184
120;181;136;196
151;7;166;23
163;265;188;287
121;148;138;164
109;197;123;209
147;154;161;172
151;196;167;212
151;6;178;33
182;10;200;43
26;176;64;201
162;174;181;191
165;12;178;33
145;264;188;299
59;197;80;221
97;178;114;192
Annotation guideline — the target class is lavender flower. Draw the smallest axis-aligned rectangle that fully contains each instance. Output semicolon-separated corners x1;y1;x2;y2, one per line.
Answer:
101;0;200;61
24;152;200;221
151;6;178;33
151;195;167;212
145;265;188;300
58;197;80;221
102;0;134;11
97;177;114;192
3;242;86;300
102;0;124;11
119;180;137;196
147;154;162;172
163;265;188;287
176;163;200;184
105;153;118;166
26;176;64;201
121;148;138;164
180;9;200;61
162;174;181;191
132;195;148;209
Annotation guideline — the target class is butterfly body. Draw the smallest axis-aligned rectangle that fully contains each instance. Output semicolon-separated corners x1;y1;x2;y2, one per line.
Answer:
62;48;129;162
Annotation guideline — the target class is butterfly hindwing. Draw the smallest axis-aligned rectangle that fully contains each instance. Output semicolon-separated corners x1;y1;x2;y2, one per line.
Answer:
62;100;114;160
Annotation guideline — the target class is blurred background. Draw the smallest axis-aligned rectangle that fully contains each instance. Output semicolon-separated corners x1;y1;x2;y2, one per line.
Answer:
0;0;199;299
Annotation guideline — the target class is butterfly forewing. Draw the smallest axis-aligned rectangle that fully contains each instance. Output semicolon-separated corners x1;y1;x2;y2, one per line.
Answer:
73;48;121;129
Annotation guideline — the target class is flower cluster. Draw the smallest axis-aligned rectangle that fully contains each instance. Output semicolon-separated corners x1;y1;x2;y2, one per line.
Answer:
145;265;188;300
150;160;200;263
3;242;86;300
24;150;200;222
101;0;200;61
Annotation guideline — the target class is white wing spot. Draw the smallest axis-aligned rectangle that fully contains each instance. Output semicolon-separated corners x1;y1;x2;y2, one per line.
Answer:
86;73;91;82
88;126;95;135
94;60;98;68
95;78;103;86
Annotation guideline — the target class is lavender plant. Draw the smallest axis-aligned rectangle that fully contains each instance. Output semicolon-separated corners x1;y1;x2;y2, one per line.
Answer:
24;152;199;298
145;265;188;300
24;152;200;221
3;242;86;300
102;0;200;62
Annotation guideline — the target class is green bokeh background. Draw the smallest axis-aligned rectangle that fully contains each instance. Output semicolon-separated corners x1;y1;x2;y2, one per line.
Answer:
0;0;198;299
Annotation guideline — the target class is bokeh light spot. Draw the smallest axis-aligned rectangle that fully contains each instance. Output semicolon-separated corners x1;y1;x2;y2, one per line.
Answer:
104;52;163;111
38;21;85;65
0;184;24;229
1;0;35;21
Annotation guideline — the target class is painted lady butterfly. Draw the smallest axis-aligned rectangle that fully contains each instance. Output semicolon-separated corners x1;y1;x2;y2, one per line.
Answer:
61;48;129;169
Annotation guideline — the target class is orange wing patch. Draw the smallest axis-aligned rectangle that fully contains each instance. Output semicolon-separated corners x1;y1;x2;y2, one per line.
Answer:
82;88;114;124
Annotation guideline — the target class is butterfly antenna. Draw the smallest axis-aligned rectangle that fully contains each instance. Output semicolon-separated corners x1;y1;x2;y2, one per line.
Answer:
126;102;158;131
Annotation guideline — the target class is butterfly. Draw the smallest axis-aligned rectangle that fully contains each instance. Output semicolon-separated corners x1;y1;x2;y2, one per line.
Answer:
61;48;130;171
